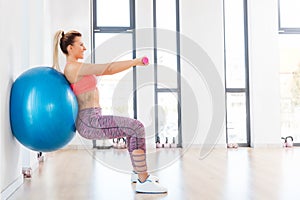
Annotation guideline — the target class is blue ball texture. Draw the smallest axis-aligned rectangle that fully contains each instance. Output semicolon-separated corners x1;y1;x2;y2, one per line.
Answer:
10;67;78;152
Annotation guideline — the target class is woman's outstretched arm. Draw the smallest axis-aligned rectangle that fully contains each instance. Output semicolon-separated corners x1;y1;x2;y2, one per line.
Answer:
67;57;147;78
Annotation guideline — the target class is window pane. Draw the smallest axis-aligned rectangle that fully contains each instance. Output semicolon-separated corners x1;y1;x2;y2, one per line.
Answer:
279;0;300;28
156;0;176;31
157;92;178;146
94;33;133;62
226;93;247;143
156;10;178;89
94;33;133;117
224;0;246;88
279;34;300;142
96;0;131;27
94;33;118;48
157;51;178;89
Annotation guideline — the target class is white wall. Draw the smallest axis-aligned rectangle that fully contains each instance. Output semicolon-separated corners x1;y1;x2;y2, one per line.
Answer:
1;0;90;197
247;0;281;147
0;0;51;198
180;0;226;147
47;0;91;67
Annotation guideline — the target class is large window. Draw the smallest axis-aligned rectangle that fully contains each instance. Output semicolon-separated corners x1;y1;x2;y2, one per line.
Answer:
279;0;300;143
224;0;250;146
153;0;182;147
92;0;135;116
279;0;300;32
93;0;250;147
92;0;182;147
91;0;135;148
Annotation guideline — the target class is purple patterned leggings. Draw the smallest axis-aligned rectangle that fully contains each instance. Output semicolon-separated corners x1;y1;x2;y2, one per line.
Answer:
76;107;146;153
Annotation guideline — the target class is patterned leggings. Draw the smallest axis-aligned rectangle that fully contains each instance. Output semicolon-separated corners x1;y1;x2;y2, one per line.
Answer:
76;107;146;153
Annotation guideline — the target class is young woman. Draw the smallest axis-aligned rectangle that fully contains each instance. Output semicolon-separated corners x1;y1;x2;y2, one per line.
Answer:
52;30;167;194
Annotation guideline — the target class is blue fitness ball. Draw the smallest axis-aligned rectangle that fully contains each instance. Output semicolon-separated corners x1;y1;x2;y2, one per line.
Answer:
10;67;78;152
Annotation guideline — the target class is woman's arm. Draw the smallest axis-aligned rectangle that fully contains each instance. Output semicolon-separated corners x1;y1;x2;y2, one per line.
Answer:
64;57;147;83
78;57;146;76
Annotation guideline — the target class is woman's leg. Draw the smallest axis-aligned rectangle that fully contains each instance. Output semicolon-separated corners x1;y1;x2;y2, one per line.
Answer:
76;108;167;193
76;108;148;180
131;149;148;182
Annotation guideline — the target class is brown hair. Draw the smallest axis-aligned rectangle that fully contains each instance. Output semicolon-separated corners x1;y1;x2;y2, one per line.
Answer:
52;30;82;72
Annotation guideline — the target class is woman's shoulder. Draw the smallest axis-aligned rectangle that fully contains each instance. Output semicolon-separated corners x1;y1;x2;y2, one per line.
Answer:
64;62;83;83
64;61;83;73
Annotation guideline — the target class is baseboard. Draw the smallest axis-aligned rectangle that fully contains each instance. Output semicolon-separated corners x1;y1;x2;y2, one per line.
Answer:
0;176;23;200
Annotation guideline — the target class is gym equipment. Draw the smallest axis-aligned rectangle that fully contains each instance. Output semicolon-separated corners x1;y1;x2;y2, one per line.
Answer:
112;137;127;149
282;136;293;148
156;137;177;148
10;67;78;152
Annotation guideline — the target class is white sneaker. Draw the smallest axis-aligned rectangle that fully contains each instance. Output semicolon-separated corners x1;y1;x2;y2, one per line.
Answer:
136;178;168;194
131;172;159;183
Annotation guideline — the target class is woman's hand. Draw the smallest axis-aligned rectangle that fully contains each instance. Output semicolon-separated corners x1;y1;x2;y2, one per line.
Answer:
135;57;149;66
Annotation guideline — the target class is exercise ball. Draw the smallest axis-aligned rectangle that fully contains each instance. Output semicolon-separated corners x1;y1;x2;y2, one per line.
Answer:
10;67;78;152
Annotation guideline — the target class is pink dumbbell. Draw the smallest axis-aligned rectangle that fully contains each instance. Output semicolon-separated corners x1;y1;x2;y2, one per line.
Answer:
142;57;149;65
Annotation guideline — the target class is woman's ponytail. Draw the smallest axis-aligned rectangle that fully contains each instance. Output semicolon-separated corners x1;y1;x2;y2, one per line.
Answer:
52;30;82;72
52;30;64;72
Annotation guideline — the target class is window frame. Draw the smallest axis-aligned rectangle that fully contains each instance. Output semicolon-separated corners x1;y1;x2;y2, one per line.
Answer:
278;0;300;145
153;0;182;147
223;0;251;147
91;0;136;148
93;0;135;32
278;0;300;34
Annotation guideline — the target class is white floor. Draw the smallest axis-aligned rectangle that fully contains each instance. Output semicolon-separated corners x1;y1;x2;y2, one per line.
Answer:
7;147;300;200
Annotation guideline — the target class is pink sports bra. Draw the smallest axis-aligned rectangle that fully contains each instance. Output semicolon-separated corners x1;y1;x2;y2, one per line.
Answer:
70;75;97;95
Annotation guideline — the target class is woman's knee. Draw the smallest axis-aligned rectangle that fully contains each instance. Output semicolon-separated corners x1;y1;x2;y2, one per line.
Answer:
133;119;145;137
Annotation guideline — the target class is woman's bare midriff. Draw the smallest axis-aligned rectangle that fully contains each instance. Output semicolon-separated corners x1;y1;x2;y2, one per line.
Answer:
76;88;100;110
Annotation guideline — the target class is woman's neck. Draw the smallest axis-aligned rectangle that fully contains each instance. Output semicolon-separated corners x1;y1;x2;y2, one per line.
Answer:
66;56;78;63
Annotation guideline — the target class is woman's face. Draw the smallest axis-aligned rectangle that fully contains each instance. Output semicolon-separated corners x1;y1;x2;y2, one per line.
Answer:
69;36;86;59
